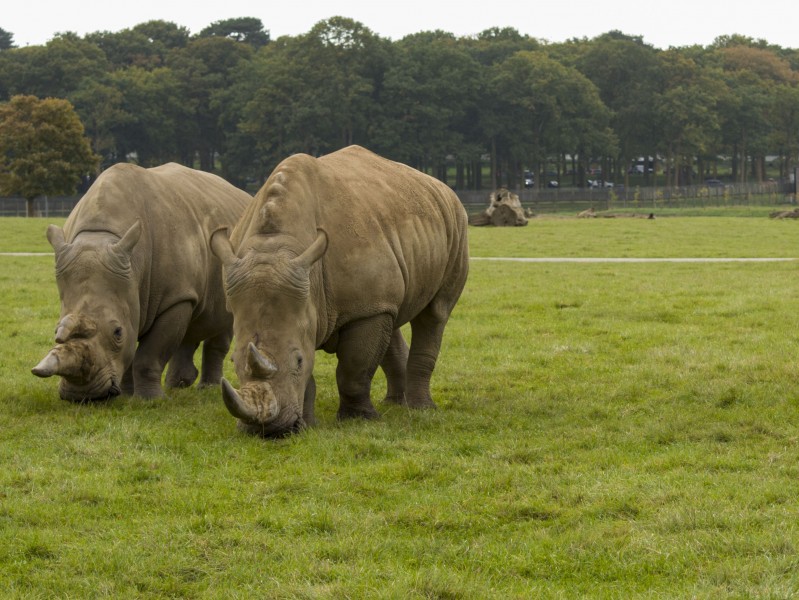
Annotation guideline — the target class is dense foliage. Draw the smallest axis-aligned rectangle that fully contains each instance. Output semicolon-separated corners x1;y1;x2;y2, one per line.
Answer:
0;95;99;215
1;18;798;190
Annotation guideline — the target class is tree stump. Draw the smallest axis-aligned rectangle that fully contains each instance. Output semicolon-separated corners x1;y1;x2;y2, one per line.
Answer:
468;188;529;226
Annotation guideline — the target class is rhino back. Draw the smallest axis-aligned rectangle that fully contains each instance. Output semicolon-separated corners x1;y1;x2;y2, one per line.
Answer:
65;162;251;334
242;146;468;334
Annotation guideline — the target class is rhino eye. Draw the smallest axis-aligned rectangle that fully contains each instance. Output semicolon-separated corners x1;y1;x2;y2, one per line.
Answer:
113;327;123;341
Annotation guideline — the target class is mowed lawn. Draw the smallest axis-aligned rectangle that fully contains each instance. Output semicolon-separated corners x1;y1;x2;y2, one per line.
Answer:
2;214;799;598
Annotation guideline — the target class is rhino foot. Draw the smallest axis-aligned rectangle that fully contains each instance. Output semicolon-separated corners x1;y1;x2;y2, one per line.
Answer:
337;402;380;421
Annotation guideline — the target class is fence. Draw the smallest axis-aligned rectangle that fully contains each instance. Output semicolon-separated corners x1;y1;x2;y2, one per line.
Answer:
1;180;795;218
456;180;795;215
0;196;82;217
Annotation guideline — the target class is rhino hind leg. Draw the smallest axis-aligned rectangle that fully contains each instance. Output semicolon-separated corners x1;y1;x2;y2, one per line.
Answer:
165;342;200;388
335;314;394;421
197;330;232;388
381;328;408;405
405;299;454;409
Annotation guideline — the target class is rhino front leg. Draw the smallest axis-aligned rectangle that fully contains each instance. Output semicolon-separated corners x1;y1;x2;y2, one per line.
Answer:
335;314;394;421
198;330;232;388
132;302;193;398
121;365;135;396
303;375;317;427
165;341;200;388
381;328;408;405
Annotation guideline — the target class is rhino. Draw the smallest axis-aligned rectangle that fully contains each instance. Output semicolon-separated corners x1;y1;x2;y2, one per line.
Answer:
210;145;469;437
32;162;251;401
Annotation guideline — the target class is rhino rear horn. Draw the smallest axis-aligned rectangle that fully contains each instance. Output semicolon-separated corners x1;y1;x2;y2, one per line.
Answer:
247;343;278;379
55;314;96;343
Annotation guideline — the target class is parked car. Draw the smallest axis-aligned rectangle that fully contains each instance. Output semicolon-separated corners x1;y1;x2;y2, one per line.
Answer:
705;179;725;187
524;171;535;188
588;179;614;188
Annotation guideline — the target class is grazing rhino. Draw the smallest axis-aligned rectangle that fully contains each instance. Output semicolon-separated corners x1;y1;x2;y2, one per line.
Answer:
32;162;251;401
210;145;469;437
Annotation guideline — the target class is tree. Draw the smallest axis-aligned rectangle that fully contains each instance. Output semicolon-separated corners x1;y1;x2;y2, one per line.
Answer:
377;31;482;186
108;66;187;166
486;50;614;189
168;36;254;170
653;49;725;186
230;17;389;179
0;33;108;99
198;17;270;48
0;27;14;51
569;31;661;184
0;95;99;216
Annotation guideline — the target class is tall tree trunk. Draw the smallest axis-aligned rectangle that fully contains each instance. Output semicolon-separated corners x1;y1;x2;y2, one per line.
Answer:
490;138;498;191
26;197;36;218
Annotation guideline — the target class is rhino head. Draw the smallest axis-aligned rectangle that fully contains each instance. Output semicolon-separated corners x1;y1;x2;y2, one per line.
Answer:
210;228;327;437
32;222;142;402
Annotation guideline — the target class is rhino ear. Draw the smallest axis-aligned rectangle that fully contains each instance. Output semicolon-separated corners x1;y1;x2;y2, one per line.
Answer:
113;220;142;256
210;227;237;267
293;228;328;270
46;225;67;253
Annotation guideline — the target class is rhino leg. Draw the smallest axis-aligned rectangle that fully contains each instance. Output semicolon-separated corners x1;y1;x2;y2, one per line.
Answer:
133;301;193;398
335;314;394;421
303;375;317;426
165;341;199;388
198;330;232;388
405;299;453;409
381;328;408;405
121;366;135;396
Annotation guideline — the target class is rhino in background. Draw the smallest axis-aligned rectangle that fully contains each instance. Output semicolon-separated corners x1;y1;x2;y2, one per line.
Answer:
32;162;251;401
211;145;469;437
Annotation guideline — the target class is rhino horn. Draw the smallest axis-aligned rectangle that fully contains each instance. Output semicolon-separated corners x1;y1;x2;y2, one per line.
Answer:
221;378;260;422
32;346;82;379
112;220;142;256
292;228;328;269
55;315;76;344
54;314;96;343
32;349;61;378
247;342;278;379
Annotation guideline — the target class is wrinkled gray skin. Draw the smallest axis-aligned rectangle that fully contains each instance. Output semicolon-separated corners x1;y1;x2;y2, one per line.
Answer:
211;145;469;437
32;162;251;401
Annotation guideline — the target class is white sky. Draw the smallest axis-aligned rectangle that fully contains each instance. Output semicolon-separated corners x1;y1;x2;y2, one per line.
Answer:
4;0;798;50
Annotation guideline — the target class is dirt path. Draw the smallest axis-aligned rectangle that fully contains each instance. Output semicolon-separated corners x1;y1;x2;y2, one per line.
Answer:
471;257;798;263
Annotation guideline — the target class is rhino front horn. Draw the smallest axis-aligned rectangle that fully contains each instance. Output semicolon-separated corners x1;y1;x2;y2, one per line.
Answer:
221;378;260;422
32;350;60;378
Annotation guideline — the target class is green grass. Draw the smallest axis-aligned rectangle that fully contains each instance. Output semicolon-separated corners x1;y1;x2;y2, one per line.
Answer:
471;212;799;258
3;216;799;597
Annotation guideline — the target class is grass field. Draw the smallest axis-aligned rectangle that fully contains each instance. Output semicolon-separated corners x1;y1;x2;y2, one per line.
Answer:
2;214;799;597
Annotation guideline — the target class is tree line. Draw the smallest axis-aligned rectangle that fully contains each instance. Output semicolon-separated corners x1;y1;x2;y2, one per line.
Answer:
1;17;799;193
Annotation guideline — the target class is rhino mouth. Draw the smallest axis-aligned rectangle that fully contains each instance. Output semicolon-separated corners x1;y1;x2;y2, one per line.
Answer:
59;377;121;403
236;414;305;438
